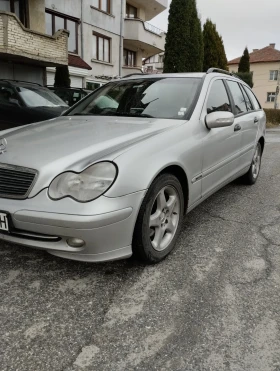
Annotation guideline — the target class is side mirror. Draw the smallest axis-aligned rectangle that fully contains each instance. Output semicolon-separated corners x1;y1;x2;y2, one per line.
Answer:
9;98;21;107
205;111;234;129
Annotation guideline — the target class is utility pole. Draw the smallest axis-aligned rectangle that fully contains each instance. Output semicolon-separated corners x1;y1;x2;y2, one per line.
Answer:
274;67;280;109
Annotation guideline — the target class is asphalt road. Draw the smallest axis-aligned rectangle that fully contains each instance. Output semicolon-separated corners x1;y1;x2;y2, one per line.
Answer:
1;131;280;371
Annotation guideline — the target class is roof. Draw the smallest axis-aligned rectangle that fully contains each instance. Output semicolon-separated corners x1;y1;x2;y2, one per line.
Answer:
68;54;92;70
228;45;280;65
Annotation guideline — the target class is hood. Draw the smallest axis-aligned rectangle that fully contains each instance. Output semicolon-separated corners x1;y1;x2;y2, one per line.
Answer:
0;116;181;196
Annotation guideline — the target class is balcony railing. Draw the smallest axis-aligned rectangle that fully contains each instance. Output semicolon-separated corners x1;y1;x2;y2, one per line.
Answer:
144;22;165;36
0;11;69;66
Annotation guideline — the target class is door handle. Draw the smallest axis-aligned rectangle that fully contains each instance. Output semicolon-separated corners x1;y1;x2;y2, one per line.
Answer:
234;124;241;132
254;117;259;123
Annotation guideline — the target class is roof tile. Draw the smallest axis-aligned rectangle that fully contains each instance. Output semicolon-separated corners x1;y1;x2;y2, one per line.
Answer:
68;54;92;70
228;45;280;65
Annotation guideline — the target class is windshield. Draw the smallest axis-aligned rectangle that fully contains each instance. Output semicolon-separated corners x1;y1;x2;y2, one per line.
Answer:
17;86;69;108
67;77;201;119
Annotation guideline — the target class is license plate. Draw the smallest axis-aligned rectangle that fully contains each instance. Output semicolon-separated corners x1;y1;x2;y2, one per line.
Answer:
0;213;9;232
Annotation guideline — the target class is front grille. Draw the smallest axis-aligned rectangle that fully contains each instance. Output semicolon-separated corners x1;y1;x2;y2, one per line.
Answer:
0;164;38;199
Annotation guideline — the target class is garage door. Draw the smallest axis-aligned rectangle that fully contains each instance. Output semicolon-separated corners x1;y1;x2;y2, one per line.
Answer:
0;63;44;84
47;71;55;86
70;76;83;88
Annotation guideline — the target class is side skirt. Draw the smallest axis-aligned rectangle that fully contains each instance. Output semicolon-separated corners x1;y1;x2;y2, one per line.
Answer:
186;166;250;214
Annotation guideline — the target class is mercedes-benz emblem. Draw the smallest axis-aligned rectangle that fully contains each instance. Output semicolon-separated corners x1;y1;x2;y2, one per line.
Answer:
0;138;7;155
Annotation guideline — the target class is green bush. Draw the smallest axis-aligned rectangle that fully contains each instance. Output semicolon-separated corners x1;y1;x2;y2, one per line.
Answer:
264;109;280;125
203;19;228;72
54;66;71;88
164;0;203;73
238;47;250;73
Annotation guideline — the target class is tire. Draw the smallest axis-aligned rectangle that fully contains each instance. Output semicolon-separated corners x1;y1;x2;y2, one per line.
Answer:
132;173;185;264
242;142;262;185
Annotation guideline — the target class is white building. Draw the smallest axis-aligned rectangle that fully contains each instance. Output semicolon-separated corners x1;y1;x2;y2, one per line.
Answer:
143;52;164;74
45;0;168;89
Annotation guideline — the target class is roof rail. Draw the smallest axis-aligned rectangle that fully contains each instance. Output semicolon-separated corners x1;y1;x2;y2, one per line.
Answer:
206;68;245;82
122;73;148;79
206;68;234;76
0;79;42;86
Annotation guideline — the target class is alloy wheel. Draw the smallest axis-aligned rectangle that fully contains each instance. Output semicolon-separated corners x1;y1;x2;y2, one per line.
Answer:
149;186;180;252
252;145;261;179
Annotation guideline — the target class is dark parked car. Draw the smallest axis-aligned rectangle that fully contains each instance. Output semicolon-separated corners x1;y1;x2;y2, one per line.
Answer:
0;80;69;131
47;86;92;107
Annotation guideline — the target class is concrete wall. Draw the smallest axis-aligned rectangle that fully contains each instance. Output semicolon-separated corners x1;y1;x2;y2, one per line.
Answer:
28;0;46;33
229;62;280;109
42;0;167;83
128;0;168;21
0;12;69;66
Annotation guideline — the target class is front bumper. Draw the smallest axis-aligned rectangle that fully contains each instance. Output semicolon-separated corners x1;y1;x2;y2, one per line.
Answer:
0;189;146;262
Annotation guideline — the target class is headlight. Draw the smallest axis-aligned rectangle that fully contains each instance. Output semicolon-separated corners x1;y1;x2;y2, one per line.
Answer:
48;162;117;202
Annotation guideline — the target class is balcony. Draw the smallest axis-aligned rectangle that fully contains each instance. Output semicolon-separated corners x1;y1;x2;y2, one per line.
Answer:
0;11;69;67
124;19;166;58
130;0;168;21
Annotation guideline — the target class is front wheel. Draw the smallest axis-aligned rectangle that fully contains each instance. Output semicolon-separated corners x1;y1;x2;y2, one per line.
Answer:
133;174;184;264
242;142;262;185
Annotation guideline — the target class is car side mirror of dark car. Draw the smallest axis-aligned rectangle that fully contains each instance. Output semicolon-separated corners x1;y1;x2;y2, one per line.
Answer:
205;111;234;129
9;98;21;107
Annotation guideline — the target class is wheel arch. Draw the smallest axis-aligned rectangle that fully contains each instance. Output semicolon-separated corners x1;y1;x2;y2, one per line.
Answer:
154;165;189;214
259;136;265;154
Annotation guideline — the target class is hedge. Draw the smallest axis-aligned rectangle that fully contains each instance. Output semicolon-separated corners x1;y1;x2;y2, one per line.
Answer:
264;109;280;125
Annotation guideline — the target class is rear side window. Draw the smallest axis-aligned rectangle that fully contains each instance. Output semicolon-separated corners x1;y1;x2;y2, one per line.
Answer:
243;85;262;110
206;80;232;114
227;80;247;115
240;85;254;111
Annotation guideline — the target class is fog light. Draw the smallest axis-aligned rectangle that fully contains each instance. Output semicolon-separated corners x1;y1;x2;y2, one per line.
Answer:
67;238;85;248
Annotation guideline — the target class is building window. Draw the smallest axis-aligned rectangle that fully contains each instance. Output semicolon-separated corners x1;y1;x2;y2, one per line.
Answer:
123;49;136;66
45;10;79;54
93;32;110;62
267;92;276;102
126;3;137;18
0;0;28;26
269;70;279;81
92;0;110;13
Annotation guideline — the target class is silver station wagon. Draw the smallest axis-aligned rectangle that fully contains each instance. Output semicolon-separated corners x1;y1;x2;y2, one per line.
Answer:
0;69;266;263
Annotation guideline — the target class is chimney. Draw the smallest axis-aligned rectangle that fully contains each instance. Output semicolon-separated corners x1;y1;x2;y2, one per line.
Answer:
270;43;276;49
253;49;259;52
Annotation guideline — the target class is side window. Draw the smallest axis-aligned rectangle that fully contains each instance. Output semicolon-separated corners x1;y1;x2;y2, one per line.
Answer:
240;85;254;111
0;84;19;105
243;85;262;110
227;80;248;115
206;80;232;114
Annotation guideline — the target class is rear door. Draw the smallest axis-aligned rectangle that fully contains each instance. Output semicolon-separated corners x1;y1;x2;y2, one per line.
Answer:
242;84;265;149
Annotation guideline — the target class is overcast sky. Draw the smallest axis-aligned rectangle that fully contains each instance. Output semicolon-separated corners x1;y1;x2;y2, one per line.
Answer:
151;0;280;61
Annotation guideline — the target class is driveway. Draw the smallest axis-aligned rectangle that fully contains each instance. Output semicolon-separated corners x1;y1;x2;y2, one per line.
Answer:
1;131;280;371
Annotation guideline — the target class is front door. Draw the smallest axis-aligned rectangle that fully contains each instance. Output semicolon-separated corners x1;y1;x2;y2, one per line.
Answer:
201;79;241;198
